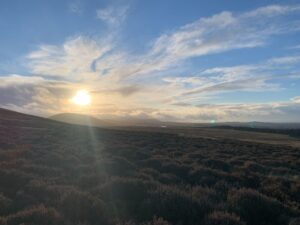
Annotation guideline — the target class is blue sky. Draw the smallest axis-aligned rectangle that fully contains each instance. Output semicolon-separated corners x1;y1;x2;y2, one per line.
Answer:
1;0;300;122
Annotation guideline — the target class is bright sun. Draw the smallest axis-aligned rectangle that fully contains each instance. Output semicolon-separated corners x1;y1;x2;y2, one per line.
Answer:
71;90;91;106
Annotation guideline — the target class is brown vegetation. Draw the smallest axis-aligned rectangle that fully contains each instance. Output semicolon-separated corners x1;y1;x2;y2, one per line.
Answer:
0;109;300;225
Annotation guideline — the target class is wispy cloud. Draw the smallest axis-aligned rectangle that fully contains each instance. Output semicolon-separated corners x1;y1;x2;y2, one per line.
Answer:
146;100;300;122
27;4;300;80
165;54;300;104
242;4;300;17
287;44;300;50
268;55;300;64
96;5;129;27
291;96;300;103
27;36;112;79
95;4;300;79
137;5;300;77
68;0;83;15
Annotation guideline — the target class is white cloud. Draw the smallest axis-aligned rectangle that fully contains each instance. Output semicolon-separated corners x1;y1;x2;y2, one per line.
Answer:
242;4;300;18
144;100;300;123
164;53;300;100
268;56;300;65
0;74;45;87
27;36;112;79
291;96;300;103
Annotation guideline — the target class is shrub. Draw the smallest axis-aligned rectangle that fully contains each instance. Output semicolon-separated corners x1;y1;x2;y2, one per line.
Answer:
160;162;191;179
0;204;63;225
192;186;219;204
119;217;171;225
0;169;31;196
138;159;162;170
205;211;246;225
157;173;181;184
142;186;212;225
101;157;136;177
188;168;224;186
95;178;158;220
202;159;232;172
77;173;107;189
24;180;61;205
60;189;109;225
289;218;300;225
228;188;288;225
0;193;13;215
143;217;172;225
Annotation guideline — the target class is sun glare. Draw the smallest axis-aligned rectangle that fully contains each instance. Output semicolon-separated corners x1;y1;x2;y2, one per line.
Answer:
71;90;91;106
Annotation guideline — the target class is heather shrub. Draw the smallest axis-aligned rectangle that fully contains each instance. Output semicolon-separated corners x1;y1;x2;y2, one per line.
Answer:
77;172;107;189
138;159;162;170
60;189;109;225
119;217;171;225
143;217;172;225
95;178;158;220
228;188;288;225
202;159;232;172
192;186;219;204
160;162;191;178
188;167;224;186
24;180;61;205
0;205;63;225
243;161;267;174
107;157;136;176
0;194;13;215
157;173;181;184
205;211;245;225
289;218;300;225
0;169;31;196
142;186;212;225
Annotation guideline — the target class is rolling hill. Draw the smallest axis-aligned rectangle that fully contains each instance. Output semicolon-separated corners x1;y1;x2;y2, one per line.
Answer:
49;113;117;127
50;113;300;129
50;113;165;127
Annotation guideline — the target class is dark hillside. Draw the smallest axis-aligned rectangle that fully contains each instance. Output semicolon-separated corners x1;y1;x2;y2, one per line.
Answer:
0;108;300;225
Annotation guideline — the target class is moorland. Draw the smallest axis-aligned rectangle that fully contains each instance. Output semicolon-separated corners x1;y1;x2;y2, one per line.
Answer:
0;108;300;225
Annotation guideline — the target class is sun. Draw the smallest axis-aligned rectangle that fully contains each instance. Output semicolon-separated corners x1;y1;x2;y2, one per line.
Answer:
71;90;91;106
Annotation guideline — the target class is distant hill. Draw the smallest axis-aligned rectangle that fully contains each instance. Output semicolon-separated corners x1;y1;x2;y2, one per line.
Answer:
209;121;300;129
209;125;300;138
49;113;116;127
50;113;300;129
49;113;165;127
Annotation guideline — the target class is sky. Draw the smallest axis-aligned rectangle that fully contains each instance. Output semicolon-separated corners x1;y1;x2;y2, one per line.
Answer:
1;0;300;122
